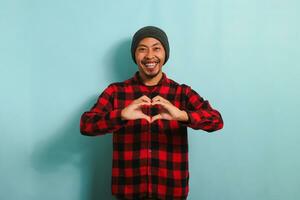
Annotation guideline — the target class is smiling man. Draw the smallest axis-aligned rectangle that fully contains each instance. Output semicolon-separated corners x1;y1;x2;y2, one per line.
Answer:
80;26;223;200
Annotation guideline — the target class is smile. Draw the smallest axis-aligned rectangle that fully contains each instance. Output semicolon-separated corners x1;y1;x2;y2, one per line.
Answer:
144;62;157;69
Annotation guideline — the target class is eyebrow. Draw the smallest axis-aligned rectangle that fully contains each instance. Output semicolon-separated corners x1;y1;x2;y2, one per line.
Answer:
137;42;161;47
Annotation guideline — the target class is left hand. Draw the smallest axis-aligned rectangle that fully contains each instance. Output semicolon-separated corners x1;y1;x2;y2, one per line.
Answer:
151;95;188;123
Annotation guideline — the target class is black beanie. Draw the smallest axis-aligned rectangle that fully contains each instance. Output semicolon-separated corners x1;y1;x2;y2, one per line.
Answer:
131;26;169;64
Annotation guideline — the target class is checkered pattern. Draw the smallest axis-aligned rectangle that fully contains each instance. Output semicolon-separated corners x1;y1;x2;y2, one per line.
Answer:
80;72;223;200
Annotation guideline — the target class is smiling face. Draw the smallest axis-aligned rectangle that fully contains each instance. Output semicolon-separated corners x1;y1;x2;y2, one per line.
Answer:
135;37;166;82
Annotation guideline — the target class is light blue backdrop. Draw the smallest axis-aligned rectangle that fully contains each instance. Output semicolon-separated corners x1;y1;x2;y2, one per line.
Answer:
1;0;299;199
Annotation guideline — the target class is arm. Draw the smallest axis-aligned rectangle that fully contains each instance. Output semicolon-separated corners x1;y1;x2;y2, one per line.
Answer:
80;84;126;136
181;85;223;132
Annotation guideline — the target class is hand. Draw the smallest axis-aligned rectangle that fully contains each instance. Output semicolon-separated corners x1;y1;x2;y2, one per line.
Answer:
151;95;189;123
121;95;152;123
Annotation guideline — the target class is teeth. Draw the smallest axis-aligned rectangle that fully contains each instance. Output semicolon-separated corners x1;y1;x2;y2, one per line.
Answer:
145;63;156;68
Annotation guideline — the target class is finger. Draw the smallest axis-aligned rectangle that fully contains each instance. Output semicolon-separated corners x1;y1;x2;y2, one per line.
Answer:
151;101;169;109
133;95;150;104
151;95;161;102
152;101;177;117
134;101;151;108
139;95;151;103
152;95;169;104
138;113;151;123
151;114;162;123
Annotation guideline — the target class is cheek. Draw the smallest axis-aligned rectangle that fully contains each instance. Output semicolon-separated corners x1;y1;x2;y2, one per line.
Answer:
159;56;165;64
158;52;166;62
135;52;140;62
135;54;144;63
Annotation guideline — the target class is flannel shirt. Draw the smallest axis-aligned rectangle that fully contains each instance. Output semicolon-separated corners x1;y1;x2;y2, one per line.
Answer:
80;71;223;200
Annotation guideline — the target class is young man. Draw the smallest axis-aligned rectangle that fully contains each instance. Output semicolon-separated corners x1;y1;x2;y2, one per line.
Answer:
80;26;223;200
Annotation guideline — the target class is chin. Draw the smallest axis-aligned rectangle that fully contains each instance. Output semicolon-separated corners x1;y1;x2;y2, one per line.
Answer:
145;69;161;78
145;73;158;79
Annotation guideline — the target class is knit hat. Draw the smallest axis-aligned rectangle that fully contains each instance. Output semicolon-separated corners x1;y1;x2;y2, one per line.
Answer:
131;26;169;64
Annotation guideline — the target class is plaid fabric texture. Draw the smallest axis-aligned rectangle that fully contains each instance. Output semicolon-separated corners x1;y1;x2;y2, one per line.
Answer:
80;72;223;200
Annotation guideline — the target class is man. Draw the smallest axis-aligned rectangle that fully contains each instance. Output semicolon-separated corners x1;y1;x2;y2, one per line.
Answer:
80;26;223;200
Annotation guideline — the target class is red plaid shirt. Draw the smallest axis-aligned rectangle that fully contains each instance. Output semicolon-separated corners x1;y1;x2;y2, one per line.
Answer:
80;72;223;200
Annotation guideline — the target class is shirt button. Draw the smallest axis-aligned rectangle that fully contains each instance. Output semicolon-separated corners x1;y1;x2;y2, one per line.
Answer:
149;149;152;153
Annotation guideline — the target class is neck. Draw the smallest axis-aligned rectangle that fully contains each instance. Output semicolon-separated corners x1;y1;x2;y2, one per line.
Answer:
139;71;163;86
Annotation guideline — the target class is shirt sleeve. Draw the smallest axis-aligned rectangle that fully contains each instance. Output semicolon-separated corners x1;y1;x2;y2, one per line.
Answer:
180;85;224;132
80;84;127;136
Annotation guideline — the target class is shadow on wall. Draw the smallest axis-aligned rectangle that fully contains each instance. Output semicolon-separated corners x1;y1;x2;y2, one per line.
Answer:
30;39;135;200
105;38;137;82
31;96;113;200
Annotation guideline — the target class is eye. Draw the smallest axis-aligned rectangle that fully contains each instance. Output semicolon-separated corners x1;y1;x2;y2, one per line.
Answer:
137;47;146;52
154;47;161;51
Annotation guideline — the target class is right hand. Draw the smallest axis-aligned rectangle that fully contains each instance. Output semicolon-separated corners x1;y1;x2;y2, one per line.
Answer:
121;95;151;123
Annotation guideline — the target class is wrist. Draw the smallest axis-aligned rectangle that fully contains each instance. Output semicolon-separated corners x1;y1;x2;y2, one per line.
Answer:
121;109;126;120
178;110;189;122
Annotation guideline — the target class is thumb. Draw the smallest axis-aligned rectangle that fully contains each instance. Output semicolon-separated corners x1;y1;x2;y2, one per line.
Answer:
138;113;151;123
151;114;162;123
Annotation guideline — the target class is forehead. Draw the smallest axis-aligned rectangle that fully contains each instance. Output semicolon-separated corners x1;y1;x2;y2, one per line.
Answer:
137;37;162;47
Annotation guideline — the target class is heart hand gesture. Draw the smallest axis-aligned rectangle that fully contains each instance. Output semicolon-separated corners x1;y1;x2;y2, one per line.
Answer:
121;95;189;123
121;95;152;123
151;95;189;122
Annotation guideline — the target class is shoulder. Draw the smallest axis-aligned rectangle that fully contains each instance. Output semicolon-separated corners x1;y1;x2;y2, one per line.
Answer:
166;76;203;100
166;76;192;92
102;77;134;94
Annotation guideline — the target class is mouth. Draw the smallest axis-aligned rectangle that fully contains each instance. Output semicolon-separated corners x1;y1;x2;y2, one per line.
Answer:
142;60;160;70
144;62;157;69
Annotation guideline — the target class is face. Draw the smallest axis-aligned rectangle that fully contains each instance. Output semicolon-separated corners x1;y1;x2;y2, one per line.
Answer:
135;37;166;79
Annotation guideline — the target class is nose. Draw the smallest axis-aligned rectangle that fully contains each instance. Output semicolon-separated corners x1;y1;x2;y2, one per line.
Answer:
145;49;154;59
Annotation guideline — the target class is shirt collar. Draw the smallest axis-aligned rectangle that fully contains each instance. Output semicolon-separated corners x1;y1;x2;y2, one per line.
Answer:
133;71;169;86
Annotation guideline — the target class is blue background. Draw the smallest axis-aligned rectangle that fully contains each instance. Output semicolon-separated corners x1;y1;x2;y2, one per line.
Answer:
1;0;299;199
